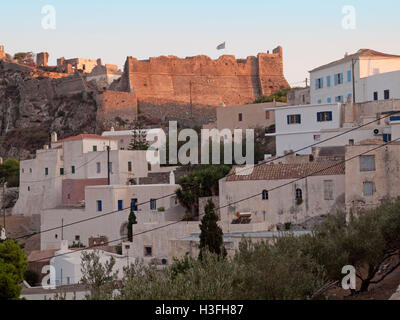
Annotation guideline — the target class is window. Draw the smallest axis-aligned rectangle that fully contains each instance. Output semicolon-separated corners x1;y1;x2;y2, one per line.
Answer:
317;99;322;104
262;190;269;200
347;93;352;101
360;155;375;172
45;168;49;176
295;188;303;200
384;90;390;100
67;194;71;200
118;200;123;211
144;246;153;257
265;111;270;120
128;161;132;172
327;97;332;103
150;199;157;210
71;166;75;174
363;182;374;196
335;96;344;103
374;92;378;101
75;235;80;241
238;113;243;122
302;95;305;103
324;180;334;200
96;162;101;174
383;134;392;143
131;198;138;211
97;200;102;212
60;168;64;175
334;73;343;85
93;145;97;152
30;168;32;173
317;111;333;122
148;162;152;172
108;162;113;174
287;114;301;124
347;70;352;82
21;168;24;173
28;186;30;192
326;76;331;87
315;78;323;89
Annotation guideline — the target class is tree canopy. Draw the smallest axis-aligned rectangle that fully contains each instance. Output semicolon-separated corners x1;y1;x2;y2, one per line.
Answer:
0;158;20;187
0;239;28;300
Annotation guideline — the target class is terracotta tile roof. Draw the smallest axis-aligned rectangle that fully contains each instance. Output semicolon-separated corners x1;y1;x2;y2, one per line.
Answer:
226;161;345;182
28;249;57;262
310;49;400;72
57;134;116;143
357;139;386;145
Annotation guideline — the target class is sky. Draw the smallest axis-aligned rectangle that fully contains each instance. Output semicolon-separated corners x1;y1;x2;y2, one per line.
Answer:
1;0;400;86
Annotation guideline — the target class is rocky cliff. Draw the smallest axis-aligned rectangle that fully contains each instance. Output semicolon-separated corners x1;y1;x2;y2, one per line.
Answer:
0;60;101;159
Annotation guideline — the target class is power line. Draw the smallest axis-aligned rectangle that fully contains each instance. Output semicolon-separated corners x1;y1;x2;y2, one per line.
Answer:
28;135;400;263
13;110;400;241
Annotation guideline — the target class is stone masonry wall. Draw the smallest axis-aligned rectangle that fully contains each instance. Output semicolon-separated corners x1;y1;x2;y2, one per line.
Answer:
117;46;289;107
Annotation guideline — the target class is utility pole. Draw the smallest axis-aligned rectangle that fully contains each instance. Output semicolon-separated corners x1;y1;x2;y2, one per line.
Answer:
352;58;356;103
189;80;193;119
107;146;110;185
2;179;6;231
61;218;64;241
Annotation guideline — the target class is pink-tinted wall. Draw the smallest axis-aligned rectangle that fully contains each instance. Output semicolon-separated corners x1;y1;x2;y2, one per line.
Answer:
62;178;108;206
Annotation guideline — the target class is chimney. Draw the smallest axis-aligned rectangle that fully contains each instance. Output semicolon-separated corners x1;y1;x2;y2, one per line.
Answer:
59;240;69;252
170;171;175;185
51;131;58;143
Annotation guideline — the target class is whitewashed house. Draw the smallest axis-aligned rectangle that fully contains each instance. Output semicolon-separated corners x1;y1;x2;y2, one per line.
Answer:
265;103;343;156
310;49;400;105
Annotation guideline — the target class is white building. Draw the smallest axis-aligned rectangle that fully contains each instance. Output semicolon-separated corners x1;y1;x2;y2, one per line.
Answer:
13;133;160;216
40;176;182;250
50;241;127;286
265;103;343;156
310;49;400;105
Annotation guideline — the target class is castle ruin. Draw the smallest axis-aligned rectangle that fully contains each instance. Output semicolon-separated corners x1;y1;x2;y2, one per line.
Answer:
116;46;289;107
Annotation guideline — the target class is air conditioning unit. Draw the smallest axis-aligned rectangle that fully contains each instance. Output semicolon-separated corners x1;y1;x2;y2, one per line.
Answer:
373;128;382;136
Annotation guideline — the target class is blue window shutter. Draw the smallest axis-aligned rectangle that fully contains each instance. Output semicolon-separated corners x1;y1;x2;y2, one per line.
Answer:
327;76;331;87
287;115;290;124
327;97;331;103
317;112;321;121
321;78;323;88
97;200;102;212
347;70;352;82
328;112;332;121
315;79;318;90
340;73;343;83
334;74;338;86
298;115;301;123
118;200;123;211
131;198;138;211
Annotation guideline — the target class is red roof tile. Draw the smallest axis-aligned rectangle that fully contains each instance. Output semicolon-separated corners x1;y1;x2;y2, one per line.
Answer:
226;161;345;182
57;134;116;143
310;49;400;72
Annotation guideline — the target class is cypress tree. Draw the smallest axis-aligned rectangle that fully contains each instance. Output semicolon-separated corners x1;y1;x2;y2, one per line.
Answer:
198;199;226;260
127;205;137;242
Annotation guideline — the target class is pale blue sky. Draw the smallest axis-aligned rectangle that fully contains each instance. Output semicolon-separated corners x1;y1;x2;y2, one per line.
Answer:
1;0;399;85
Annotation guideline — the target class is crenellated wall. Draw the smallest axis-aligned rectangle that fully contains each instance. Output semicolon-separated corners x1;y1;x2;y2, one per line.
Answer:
116;46;289;107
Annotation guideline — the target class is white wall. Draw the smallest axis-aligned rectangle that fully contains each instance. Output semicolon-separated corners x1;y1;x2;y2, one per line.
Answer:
267;103;342;156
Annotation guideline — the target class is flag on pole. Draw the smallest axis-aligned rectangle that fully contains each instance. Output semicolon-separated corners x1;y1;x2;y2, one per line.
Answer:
216;42;226;50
